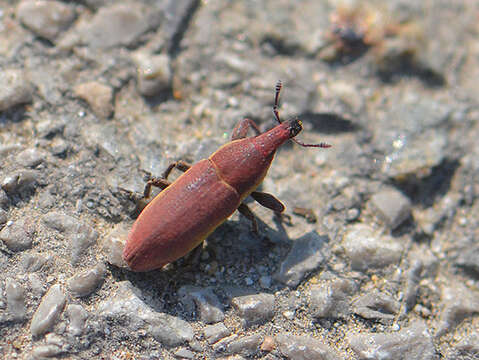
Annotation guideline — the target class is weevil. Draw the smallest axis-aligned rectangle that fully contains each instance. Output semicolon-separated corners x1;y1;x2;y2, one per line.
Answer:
123;81;330;272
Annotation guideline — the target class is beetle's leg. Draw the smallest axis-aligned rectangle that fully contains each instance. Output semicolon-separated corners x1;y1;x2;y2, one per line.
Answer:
162;160;191;179
238;203;259;234
231;118;262;140
251;191;293;225
251;191;285;213
143;178;171;199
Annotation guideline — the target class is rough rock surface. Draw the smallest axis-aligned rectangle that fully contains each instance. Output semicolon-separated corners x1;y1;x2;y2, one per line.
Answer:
0;0;477;358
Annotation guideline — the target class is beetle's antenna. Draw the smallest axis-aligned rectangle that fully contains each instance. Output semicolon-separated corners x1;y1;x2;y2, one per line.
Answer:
293;138;331;148
273;80;282;124
273;80;331;148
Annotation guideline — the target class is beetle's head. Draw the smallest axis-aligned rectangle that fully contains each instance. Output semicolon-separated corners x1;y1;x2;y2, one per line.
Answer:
287;118;303;138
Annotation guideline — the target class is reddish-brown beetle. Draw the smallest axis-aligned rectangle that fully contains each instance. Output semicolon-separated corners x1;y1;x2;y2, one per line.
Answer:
123;81;330;271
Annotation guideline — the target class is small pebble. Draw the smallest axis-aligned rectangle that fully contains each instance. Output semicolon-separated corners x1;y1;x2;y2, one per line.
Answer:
275;333;340;360
16;0;76;41
65;304;88;336
342;224;403;271
351;290;401;324
231;293;274;326
42;211;98;264
348;320;435;360
67;263;106;297
100;223;129;268
0;217;36;252
5;279;27;321
73;81;114;119
77;3;162;48
274;231;330;288
30;284;67;337
16;148;47;168
173;348;195;359
1;170;38;195
133;52;172;97
226;334;262;356
259;275;272;289
21;252;49;272
0;69;33;112
309;279;357;319
178;286;225;323
31;344;62;358
370;187;412;229
204;323;231;344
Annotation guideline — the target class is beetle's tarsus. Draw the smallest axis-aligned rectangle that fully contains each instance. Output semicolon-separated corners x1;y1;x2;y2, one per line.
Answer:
275;211;293;226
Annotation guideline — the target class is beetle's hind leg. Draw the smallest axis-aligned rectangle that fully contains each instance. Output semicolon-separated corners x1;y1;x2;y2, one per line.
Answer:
251;191;292;225
238;203;259;234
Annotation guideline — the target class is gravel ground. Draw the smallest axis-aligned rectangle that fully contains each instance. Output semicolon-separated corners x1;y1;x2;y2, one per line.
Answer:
1;0;479;359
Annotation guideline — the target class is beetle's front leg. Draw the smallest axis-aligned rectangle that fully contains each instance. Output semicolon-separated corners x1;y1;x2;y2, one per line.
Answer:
162;160;191;179
231;118;262;140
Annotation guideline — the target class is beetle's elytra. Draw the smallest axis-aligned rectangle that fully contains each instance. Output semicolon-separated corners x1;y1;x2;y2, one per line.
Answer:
123;81;330;271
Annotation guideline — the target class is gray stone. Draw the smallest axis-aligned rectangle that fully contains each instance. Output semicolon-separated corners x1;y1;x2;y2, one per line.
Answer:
403;260;423;313
148;314;195;347
30;284;67;336
370;187;412;229
73;81;114;119
16;0;75;41
161;0;200;50
449;334;479;359
42;212;98;264
0;217;36;252
347;320;435;360
5;279;27;321
259;275;272;289
204;323;231;344
0;189;9;209
178;286;224;323
436;283;479;337
1;170;38;195
309;278;358;319
226;334;262;356
275;231;330;288
173;348;195;359
275;333;340;360
0;209;7;226
231;293;274;326
21;252;49;272
65;304;88;336
133;52;171;97
100;222;129;268
78;3;163;48
342;224;403;271
16;148;48;168
351;290;401;323
0;69;33;111
98;281;194;346
67;263;106;297
454;243;479;278
31;344;63;358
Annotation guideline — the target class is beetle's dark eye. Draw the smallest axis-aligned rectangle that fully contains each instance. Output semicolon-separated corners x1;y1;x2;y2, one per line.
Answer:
289;119;303;138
